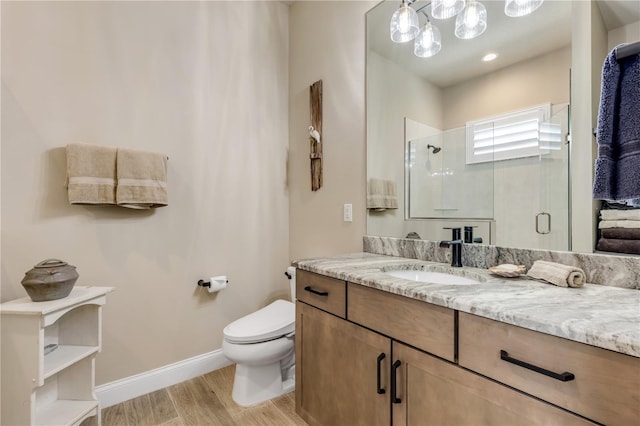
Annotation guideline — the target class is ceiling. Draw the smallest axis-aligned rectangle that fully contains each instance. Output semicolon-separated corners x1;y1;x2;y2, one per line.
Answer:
367;0;639;88
596;0;640;29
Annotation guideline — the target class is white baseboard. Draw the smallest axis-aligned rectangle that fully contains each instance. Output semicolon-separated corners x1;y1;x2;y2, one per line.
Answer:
96;349;232;408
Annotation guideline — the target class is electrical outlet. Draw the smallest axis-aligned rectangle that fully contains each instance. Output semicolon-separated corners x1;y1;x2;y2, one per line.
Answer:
343;204;353;222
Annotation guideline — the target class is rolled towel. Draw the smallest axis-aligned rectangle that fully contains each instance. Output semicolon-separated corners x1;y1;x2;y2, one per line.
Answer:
66;143;117;205
116;148;168;209
600;209;640;221
526;260;586;288
367;178;398;210
598;219;640;229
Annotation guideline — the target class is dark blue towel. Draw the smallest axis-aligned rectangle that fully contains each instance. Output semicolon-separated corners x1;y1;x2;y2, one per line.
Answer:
593;46;640;201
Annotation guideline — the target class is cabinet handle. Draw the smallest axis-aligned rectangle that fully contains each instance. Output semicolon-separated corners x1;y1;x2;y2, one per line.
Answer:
303;286;328;296
391;360;402;404
500;350;575;382
376;353;386;394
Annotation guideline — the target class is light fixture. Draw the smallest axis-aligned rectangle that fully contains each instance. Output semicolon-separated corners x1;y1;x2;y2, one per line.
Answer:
455;0;487;39
388;0;543;58
431;0;466;19
390;0;420;43
504;0;544;17
414;16;442;58
482;52;497;61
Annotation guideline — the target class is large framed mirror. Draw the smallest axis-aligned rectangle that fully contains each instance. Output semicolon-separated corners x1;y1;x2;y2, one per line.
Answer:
366;0;640;254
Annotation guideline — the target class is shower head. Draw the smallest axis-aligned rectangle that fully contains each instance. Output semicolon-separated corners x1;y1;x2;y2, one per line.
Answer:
427;144;442;154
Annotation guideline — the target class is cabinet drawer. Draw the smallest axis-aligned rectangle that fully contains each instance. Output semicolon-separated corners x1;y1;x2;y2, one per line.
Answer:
348;284;455;362
296;270;346;318
393;342;593;426
459;312;640;426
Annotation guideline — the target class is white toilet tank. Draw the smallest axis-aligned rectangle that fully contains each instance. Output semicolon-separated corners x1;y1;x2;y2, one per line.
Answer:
286;266;296;302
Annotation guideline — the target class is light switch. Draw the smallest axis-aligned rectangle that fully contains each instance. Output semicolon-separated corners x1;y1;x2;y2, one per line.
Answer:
343;204;353;222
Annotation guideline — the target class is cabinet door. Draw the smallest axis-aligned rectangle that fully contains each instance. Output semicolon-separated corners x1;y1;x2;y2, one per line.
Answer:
392;342;594;426
296;302;390;426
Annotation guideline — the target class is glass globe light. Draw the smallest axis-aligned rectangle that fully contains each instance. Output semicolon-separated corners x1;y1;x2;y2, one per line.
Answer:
431;0;466;19
414;21;442;58
505;0;544;17
390;0;420;43
455;0;487;39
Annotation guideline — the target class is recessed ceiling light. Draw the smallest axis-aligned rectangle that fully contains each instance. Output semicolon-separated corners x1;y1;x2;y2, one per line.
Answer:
482;53;498;62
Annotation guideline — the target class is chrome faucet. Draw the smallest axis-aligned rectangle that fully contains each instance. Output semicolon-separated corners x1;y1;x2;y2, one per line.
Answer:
440;227;463;267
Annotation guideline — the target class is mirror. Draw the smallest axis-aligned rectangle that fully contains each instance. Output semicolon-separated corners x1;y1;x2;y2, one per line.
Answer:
366;0;575;250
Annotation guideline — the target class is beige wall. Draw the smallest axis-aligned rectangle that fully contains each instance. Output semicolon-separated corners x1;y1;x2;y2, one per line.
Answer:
366;50;443;239
1;1;290;384
570;0;608;253
608;20;640;49
443;46;571;129
288;1;375;260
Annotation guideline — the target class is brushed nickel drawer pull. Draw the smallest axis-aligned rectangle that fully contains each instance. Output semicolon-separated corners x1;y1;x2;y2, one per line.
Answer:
304;286;328;296
500;350;575;382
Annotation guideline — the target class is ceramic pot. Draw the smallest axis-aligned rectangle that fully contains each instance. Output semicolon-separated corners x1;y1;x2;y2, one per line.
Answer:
21;259;79;302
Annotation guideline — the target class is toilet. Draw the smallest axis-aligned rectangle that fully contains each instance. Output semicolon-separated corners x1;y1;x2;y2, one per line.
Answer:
222;267;296;407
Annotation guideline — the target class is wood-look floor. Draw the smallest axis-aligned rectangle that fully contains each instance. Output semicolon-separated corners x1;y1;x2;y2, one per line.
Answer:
83;365;307;426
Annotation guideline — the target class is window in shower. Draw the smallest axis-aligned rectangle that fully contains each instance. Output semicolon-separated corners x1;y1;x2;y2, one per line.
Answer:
465;103;552;164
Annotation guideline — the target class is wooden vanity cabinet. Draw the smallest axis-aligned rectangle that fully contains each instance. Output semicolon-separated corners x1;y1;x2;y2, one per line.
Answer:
392;342;593;426
295;270;390;426
459;312;640;426
295;271;613;426
296;301;391;426
348;284;454;362
296;269;346;318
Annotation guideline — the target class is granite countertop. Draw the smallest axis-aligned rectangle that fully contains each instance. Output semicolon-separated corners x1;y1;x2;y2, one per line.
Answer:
293;252;640;358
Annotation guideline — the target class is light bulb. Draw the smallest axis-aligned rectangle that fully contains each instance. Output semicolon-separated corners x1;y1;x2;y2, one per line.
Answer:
398;7;412;32
455;0;487;39
390;1;420;43
414;21;442;58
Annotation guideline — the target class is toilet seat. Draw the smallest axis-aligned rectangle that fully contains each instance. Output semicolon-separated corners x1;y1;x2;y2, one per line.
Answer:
223;299;295;344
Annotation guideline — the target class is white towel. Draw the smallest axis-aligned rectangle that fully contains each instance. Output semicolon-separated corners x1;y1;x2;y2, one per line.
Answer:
600;209;640;221
367;178;398;210
116;148;168;209
527;260;586;288
66;143;117;205
598;219;640;229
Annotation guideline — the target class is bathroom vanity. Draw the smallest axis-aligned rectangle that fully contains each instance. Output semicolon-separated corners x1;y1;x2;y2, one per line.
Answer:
293;254;639;426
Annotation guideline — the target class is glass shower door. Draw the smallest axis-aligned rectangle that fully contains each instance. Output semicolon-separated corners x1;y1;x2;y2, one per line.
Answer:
536;104;571;251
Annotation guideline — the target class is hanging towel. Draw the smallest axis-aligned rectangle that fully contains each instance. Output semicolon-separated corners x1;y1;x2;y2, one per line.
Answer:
367;178;398;210
527;260;586;288
66;143;117;205
116;148;168;209
600;209;640;221
593;46;640;201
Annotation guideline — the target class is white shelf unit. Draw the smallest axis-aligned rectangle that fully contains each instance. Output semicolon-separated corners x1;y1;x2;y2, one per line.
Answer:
1;286;113;426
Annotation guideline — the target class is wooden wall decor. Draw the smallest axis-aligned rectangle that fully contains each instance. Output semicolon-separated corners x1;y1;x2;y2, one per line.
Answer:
309;80;323;191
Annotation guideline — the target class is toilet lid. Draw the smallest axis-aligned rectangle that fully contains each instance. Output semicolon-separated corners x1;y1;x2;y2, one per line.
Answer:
223;299;295;344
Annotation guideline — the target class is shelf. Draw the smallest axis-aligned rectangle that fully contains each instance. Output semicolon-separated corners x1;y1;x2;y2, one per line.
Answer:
43;345;99;380
35;400;98;426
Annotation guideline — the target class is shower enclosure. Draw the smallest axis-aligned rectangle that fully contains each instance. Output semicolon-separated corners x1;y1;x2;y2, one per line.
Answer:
406;105;570;251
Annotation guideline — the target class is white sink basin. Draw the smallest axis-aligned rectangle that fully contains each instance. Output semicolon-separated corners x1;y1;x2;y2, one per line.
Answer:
385;270;481;285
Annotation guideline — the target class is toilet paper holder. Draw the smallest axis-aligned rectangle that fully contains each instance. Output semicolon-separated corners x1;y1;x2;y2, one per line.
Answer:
197;279;212;288
197;276;228;293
